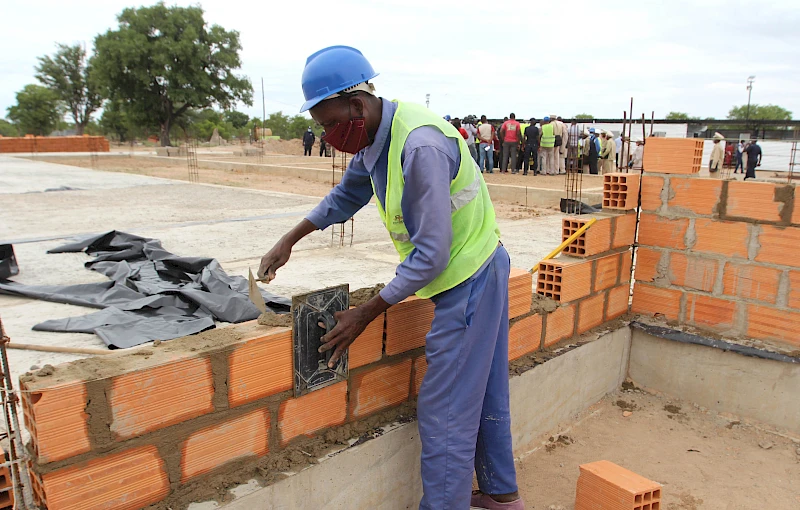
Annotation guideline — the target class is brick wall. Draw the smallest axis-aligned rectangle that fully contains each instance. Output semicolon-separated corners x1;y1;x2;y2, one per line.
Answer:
0;136;109;153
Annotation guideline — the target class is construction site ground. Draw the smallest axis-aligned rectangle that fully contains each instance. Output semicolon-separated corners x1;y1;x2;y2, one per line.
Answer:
515;391;800;510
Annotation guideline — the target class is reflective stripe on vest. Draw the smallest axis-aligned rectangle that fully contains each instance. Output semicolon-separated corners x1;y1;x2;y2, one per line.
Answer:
541;123;556;148
374;101;500;299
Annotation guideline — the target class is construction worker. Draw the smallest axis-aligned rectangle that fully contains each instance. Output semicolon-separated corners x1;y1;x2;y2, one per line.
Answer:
319;130;328;157
600;131;616;174
709;132;724;177
743;138;762;180
587;128;601;175
522;118;539;175
539;116;557;175
553;115;567;174
631;138;644;170
302;127;315;156
258;46;524;510
500;113;522;173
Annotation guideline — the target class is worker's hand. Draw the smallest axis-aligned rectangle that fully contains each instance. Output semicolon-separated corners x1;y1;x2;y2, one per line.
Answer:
318;307;370;368
257;238;292;282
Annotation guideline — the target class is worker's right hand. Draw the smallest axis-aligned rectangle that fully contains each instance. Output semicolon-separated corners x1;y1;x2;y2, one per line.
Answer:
257;238;293;282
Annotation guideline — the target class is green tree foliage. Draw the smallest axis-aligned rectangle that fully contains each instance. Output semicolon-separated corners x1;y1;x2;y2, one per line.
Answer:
264;111;317;140
727;104;792;121
6;84;64;136
99;100;132;141
35;43;101;135
224;110;250;129
92;3;253;146
0;119;19;137
665;112;700;121
574;113;593;120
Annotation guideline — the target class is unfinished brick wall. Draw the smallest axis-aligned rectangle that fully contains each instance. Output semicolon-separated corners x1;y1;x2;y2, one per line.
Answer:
0;136;109;153
633;174;800;348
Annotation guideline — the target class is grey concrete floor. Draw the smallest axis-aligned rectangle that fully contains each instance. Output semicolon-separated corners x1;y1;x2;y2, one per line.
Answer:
0;155;562;384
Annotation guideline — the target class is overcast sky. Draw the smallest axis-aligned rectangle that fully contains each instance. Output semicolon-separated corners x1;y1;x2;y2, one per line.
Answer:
2;0;798;122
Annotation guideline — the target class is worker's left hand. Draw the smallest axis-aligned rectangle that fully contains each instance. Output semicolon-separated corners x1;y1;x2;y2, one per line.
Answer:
318;306;370;368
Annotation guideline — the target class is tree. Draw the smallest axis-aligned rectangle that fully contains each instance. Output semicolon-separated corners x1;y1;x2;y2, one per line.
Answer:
6;84;64;136
262;111;317;140
0;119;19;137
99;100;131;141
92;3;253;146
727;104;792;121
574;113;593;120
666;112;690;120
224;110;249;129
35;43;101;135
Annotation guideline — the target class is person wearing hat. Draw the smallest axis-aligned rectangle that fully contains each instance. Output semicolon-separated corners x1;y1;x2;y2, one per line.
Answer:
553;115;567;174
709;132;725;176
302;126;315;156
599;131;616;174
258;46;524;510
630;138;645;170
539;116;557;175
587;128;601;175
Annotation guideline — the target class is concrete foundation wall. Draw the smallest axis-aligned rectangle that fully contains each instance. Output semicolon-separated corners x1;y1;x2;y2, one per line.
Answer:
629;328;800;434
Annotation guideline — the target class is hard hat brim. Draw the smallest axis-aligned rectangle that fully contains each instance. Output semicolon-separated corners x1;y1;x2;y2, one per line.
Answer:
299;73;380;113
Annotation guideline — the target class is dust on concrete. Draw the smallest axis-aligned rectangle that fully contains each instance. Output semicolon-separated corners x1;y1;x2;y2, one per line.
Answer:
530;293;558;314
349;283;385;307
34;364;54;377
664;403;682;414
614;399;638;411
257;311;292;327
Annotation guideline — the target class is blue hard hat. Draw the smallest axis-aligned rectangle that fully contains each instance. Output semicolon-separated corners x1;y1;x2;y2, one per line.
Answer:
589;128;596;133
300;46;379;112
543;116;551;121
444;115;451;121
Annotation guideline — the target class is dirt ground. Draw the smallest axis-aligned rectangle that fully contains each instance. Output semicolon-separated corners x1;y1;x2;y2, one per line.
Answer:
35;156;559;220
515;389;800;510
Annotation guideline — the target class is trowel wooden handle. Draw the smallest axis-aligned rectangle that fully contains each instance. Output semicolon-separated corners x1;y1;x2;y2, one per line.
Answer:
6;343;113;356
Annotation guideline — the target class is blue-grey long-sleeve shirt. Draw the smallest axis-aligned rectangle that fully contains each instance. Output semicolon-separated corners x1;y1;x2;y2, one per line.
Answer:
306;99;461;305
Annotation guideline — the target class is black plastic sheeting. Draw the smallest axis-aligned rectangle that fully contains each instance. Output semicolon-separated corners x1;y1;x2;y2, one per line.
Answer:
0;231;290;349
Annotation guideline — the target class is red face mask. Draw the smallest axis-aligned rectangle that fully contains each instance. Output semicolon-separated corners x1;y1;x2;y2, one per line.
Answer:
322;117;370;154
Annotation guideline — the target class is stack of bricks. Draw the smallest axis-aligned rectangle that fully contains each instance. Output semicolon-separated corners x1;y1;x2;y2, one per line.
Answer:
634;174;800;348
19;268;538;510
0;136;110;153
576;460;662;510
642;137;704;174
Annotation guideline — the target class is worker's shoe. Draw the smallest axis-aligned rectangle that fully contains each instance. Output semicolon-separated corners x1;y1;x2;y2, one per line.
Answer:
470;492;526;509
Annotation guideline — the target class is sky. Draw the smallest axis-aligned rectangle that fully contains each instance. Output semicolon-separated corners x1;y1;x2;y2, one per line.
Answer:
2;0;799;122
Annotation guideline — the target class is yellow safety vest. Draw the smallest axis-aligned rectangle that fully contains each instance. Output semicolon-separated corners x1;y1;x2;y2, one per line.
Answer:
541;123;556;148
373;101;501;298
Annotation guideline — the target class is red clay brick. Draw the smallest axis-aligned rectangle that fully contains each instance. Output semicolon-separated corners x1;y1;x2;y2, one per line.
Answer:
606;285;630;320
692;219;749;258
349;313;384;368
669;252;718;292
619;249;633;284
20;380;90;464
577;293;606;334
668;177;722;216
642;137;704;174
349;358;412;418
755;225;800;268
509;268;533;319
634;247;663;284
789;271;800;309
508;313;543;360
562;216;612;257
637;214;688;249
385;296;434;355
612;213;638;249
631;283;682;321
38;446;169;510
793;195;800;225
640;175;664;211
109;357;214;440
603;173;640;210
544;304;575;347
686;293;736;330
593;253;621;292
576;460;662;510
228;328;293;407
278;382;347;445
747;305;800;347
722;263;781;304
725;181;785;222
412;356;427;396
182;409;269;481
537;258;593;303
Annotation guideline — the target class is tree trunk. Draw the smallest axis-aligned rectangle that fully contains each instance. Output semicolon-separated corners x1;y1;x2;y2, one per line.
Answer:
75;123;85;136
160;117;171;147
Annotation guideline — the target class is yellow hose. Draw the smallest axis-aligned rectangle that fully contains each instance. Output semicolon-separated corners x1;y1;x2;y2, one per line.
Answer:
530;218;598;273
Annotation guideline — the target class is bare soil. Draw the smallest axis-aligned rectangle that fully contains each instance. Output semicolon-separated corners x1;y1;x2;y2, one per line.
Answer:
514;390;800;510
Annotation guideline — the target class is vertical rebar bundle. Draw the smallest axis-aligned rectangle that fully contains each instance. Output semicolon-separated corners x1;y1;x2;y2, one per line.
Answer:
789;141;798;183
331;150;354;247
563;123;584;214
186;138;199;183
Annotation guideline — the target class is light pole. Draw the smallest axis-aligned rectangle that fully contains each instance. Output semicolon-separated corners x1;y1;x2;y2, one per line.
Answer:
746;76;755;130
425;93;430;109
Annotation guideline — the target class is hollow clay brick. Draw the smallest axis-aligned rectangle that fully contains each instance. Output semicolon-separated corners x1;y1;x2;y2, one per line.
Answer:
182;409;269;481
349;358;412;418
639;175;664;212
722;263;781;304
668;177;722;216
755;225;800;268
603;173;641;210
637;214;688;250
385;296;434;356
562;216;612;257
747;305;800;347
109;357;214;440
669;252;717;292
576;460;662;510
634;247;663;284
544;304;575;347
631;283;681;321
642;137;703;174
692;219;749;258
349;313;385;369
594;253;622;292
508;313;543;360
279;381;347;445
606;285;631;320
612;212;638;249
20;380;90;464
228;328;293;407
412;355;427;396
537;258;593;303
38;445;169;510
788;271;800;309
577;293;606;334
686;293;736;331
509;268;534;319
725;181;784;223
